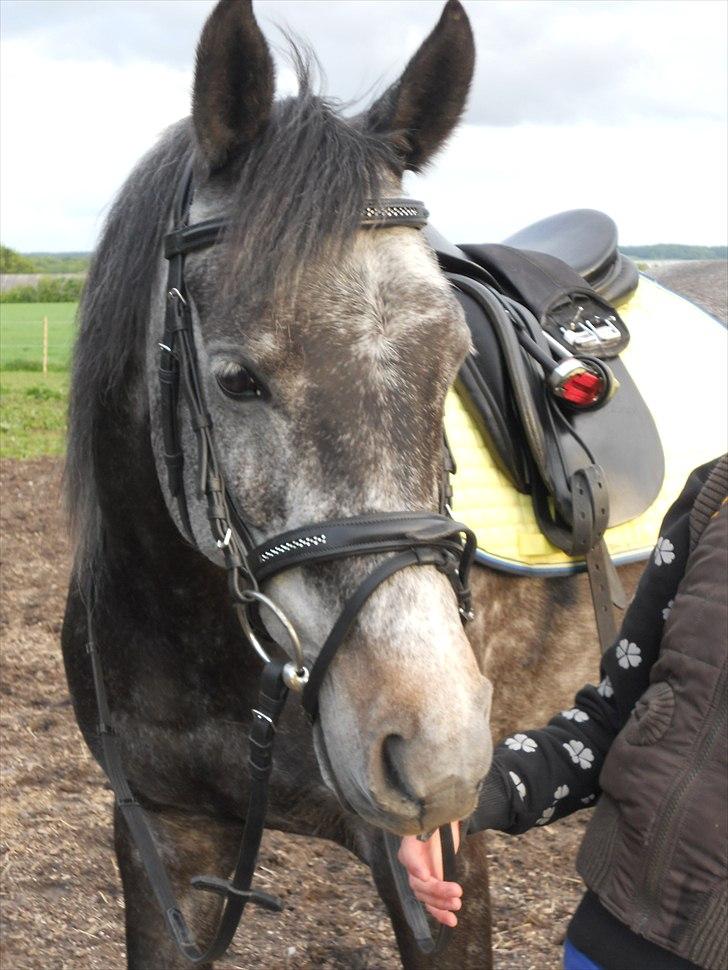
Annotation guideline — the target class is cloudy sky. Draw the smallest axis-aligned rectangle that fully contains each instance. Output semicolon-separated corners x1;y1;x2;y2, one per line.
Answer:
1;0;726;252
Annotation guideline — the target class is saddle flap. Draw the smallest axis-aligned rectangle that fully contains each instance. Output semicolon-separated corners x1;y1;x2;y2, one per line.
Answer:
429;232;665;541
566;357;664;524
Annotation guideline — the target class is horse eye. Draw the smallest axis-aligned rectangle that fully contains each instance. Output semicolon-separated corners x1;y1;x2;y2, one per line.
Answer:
215;362;265;400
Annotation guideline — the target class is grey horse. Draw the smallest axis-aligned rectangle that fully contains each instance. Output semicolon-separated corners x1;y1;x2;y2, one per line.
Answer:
62;1;638;966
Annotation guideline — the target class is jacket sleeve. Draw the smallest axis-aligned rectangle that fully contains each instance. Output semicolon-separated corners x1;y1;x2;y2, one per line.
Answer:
469;459;717;835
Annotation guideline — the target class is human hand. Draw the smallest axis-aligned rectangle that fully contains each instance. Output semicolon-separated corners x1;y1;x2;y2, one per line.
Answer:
397;823;463;927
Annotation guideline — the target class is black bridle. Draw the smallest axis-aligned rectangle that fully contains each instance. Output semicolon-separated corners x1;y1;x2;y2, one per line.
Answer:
85;160;476;962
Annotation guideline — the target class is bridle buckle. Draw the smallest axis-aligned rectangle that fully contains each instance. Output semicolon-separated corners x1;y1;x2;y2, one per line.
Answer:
216;528;232;549
167;286;187;307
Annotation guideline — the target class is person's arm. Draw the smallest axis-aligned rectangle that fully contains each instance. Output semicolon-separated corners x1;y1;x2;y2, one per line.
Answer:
399;458;716;922
473;458;707;834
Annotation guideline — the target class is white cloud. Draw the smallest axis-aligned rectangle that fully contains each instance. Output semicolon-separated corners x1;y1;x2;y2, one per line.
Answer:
1;0;726;251
0;37;191;251
407;119;728;246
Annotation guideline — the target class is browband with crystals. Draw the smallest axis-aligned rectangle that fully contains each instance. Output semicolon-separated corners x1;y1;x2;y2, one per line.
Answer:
164;198;429;259
361;198;429;228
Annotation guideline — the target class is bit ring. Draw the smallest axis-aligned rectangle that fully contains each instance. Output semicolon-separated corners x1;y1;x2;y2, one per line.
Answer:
237;589;306;673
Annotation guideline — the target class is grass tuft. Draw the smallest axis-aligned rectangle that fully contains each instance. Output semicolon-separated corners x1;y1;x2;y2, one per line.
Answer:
25;384;64;401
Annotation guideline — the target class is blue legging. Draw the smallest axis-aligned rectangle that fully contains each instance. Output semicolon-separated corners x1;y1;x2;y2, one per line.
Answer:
564;938;603;970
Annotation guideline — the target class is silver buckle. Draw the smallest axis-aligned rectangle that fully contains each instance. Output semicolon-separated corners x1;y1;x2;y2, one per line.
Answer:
216;528;232;549
167;287;187;306
560;307;622;352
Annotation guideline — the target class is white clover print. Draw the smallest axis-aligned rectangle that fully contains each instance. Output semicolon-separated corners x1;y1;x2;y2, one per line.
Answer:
654;536;675;567
616;639;642;669
536;805;555;826
580;793;596;805
508;771;527;800
563;740;595;769
597;676;613;698
561;707;589;722
504;733;538;753
662;599;674;621
554;785;570;800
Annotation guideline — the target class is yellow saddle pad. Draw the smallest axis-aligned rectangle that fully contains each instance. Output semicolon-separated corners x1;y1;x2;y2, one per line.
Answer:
445;275;728;575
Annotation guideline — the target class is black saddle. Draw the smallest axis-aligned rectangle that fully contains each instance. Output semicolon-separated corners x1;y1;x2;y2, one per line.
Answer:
427;219;664;551
502;208;639;307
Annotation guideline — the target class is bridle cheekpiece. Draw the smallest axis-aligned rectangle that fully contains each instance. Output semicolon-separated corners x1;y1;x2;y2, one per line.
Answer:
87;158;470;964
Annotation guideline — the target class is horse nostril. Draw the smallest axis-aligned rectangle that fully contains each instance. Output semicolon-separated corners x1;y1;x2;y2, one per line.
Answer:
382;734;419;804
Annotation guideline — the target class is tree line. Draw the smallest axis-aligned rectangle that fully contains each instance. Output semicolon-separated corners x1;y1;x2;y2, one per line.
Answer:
1;245;90;275
620;244;727;260
1;246;87;302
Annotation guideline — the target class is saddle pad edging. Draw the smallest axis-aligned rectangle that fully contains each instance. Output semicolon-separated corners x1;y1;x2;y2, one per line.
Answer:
474;546;651;577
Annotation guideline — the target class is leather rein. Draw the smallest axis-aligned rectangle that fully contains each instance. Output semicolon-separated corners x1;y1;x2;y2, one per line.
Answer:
84;161;475;962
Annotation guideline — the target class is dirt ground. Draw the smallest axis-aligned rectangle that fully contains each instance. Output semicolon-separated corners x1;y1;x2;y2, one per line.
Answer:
1;263;725;969
0;458;585;970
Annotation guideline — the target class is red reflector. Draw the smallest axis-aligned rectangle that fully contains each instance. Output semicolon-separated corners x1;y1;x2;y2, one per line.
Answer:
560;370;605;406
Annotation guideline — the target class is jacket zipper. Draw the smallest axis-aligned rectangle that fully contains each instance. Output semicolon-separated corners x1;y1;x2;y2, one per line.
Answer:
636;662;728;932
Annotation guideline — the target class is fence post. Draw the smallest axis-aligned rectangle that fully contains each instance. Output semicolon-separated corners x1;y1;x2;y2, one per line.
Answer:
42;315;48;377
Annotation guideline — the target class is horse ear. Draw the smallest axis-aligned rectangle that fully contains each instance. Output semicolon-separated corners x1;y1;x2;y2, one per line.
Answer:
366;0;474;171
192;0;275;172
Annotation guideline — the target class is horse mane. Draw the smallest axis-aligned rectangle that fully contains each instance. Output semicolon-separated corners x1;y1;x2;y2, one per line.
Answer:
65;54;397;577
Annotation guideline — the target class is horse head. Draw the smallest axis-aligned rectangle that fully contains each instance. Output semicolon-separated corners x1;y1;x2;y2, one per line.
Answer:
76;0;493;838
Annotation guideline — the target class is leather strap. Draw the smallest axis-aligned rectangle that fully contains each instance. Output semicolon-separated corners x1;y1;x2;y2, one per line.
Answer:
86;603;291;964
250;512;474;583
302;549;445;721
449;274;551;478
585;539;621;651
383;823;456;955
163;198;429;259
92;160;469;964
532;464;624;651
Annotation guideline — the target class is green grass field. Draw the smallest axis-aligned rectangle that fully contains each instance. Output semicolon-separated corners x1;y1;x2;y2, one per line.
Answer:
0;371;69;459
0;303;76;458
0;302;77;371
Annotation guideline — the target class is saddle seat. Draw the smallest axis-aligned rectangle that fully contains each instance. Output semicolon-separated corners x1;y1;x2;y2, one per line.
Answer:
500;208;639;307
